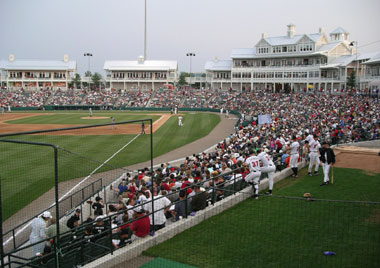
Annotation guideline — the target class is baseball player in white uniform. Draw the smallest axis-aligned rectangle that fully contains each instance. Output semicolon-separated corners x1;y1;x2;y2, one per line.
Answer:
245;150;261;199
178;115;183;126
308;136;321;176
288;135;300;177
89;107;93;117
258;149;276;195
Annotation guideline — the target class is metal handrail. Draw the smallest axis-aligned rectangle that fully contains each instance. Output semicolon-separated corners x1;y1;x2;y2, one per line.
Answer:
2;178;103;250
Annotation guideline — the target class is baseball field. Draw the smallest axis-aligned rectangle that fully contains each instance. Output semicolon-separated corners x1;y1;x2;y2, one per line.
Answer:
144;167;380;268
0;111;221;220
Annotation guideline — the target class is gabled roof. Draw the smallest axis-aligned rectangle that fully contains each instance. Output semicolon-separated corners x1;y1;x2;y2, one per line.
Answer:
330;27;349;34
258;33;323;47
204;60;232;71
104;60;177;71
363;53;380;64
317;41;341;52
0;60;76;71
326;52;380;67
263;34;303;46
231;48;256;59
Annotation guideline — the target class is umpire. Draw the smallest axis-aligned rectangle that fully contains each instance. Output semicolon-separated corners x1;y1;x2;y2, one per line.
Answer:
319;141;335;186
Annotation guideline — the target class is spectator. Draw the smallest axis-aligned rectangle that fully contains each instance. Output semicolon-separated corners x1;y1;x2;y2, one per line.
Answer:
92;196;104;216
191;184;207;212
130;209;150;238
66;209;81;229
29;211;52;256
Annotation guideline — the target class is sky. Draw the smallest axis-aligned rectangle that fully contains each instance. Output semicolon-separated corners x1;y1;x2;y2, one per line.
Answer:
1;0;380;75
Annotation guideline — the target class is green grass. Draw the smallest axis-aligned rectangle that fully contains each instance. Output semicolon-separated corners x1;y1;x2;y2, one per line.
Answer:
0;112;221;220
5;112;160;124
143;168;380;268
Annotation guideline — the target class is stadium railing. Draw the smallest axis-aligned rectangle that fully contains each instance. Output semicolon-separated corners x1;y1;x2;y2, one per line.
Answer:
1;166;254;268
2;178;103;254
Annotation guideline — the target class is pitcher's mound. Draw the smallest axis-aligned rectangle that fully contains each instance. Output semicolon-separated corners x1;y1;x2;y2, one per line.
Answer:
81;116;109;119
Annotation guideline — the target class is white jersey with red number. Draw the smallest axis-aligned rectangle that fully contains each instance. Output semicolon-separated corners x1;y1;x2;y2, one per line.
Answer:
309;139;321;153
245;156;261;172
258;152;274;167
305;134;314;144
290;141;300;155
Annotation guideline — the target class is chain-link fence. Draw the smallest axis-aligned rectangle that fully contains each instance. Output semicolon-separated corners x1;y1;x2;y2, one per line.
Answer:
0;119;153;267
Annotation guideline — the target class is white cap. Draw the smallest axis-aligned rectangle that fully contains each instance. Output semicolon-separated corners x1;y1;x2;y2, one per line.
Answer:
42;211;52;218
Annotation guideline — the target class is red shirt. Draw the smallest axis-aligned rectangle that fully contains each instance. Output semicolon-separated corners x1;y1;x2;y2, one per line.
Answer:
162;183;170;191
130;214;150;237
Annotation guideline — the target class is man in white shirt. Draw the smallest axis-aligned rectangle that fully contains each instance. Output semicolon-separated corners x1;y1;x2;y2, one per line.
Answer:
145;190;171;232
178;115;183;126
258;149;276;195
245;150;261;199
287;135;300;177
308;136;321;176
29;211;51;255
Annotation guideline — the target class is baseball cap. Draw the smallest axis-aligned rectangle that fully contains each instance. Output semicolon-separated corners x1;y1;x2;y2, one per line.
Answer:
42;211;52;218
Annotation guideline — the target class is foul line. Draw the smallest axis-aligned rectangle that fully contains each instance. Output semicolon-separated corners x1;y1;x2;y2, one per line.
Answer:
3;133;141;247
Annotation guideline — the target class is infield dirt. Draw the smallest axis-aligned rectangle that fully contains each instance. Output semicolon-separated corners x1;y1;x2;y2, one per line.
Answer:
0;113;170;135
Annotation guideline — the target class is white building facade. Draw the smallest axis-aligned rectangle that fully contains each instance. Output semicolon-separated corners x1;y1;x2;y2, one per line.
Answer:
104;56;178;91
205;25;380;93
0;54;76;90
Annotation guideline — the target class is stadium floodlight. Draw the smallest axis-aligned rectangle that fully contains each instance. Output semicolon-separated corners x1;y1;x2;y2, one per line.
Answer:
186;53;196;89
84;53;93;89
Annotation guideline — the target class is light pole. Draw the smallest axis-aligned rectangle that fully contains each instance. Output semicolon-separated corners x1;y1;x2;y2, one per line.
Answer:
144;0;147;60
84;53;93;89
349;41;359;92
186;53;195;89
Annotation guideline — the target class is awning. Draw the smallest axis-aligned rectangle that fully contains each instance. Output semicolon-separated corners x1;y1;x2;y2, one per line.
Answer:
369;80;380;86
320;64;341;69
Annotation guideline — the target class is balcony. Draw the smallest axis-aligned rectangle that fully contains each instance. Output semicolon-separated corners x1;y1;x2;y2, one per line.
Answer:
233;64;323;71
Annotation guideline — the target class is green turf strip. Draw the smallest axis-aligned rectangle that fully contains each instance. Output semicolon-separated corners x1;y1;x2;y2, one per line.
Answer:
5;113;160;124
141;257;197;268
143;168;380;268
0;112;221;219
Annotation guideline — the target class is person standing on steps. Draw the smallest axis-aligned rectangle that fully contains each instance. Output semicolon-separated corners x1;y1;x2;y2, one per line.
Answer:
319;141;335;186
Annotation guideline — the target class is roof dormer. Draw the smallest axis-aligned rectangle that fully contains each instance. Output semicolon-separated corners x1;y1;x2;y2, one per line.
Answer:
330;27;350;42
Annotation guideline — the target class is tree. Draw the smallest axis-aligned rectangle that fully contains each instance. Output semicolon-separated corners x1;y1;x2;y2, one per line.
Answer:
178;72;189;86
91;72;102;89
85;71;92;77
72;73;81;89
347;70;356;89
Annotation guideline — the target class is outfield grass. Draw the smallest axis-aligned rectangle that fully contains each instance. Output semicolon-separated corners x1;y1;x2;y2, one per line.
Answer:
4;112;160;124
0;112;221;220
144;168;380;268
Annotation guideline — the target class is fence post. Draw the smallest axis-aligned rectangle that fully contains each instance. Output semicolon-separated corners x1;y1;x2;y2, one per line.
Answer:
184;192;188;219
212;180;216;205
0;175;5;268
53;146;60;268
233;173;236;195
150;119;155;232
12;229;16;250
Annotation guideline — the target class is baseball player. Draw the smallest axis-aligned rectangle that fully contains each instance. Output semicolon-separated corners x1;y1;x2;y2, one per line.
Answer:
178;115;183;126
258;149;276;195
245;150;261;199
89;107;93;117
1;106;4;115
308;136;321;176
287;135;300;177
141;122;145;134
110;116;115;130
319;141;335;186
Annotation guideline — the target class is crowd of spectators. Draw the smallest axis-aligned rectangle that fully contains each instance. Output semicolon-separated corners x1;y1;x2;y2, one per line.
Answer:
22;86;379;266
